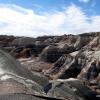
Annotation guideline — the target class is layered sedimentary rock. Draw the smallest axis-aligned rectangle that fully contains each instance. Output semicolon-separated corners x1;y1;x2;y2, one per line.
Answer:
0;32;100;99
47;78;99;100
0;49;48;96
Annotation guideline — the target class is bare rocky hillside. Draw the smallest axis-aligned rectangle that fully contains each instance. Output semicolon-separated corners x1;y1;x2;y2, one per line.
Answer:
0;32;100;100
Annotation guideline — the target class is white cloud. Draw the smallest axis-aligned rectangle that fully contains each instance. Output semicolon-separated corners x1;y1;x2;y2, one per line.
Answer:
0;4;100;37
79;0;90;3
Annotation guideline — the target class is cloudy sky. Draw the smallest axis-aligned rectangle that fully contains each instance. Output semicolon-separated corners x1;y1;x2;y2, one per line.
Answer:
0;0;100;37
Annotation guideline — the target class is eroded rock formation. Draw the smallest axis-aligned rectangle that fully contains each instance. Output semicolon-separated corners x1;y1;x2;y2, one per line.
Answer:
0;32;100;100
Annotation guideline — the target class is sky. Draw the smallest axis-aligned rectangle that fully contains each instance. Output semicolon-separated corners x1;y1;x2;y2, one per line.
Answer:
0;0;100;37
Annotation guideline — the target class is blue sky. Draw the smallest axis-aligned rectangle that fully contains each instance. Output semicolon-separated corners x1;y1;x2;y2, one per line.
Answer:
0;0;98;15
0;0;100;37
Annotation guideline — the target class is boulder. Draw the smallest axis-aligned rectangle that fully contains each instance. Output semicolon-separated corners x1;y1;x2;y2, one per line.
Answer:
47;78;99;100
40;45;62;63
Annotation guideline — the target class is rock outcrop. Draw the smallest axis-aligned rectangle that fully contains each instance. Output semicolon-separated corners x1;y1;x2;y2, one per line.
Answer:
0;32;100;99
47;78;99;100
0;49;48;96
